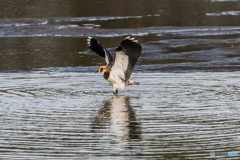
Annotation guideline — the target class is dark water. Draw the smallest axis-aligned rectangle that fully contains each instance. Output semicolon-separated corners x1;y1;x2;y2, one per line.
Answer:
0;0;240;72
0;0;240;159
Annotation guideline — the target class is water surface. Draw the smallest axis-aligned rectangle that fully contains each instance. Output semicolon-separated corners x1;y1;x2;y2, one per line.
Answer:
0;0;240;159
0;71;240;159
0;0;239;71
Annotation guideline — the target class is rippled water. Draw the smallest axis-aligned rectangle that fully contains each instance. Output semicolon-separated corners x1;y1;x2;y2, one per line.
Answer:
0;0;240;159
1;71;240;159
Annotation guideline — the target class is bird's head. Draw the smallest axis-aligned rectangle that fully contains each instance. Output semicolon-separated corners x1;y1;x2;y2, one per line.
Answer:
96;66;108;74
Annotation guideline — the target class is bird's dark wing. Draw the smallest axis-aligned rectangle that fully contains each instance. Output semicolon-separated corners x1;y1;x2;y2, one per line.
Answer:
87;37;113;66
111;36;142;81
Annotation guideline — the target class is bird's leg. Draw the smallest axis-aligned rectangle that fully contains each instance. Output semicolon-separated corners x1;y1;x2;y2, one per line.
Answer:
127;80;140;85
114;89;118;96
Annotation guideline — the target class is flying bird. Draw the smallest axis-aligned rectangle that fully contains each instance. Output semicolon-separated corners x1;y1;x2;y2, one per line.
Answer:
87;36;142;95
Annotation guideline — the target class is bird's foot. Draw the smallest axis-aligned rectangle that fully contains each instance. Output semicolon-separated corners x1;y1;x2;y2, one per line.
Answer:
127;81;140;85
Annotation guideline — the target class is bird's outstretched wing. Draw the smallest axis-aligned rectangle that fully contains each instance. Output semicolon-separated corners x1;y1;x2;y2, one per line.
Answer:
87;37;113;66
111;36;142;81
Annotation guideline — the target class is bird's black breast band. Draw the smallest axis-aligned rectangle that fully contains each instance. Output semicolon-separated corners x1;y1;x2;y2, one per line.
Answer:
103;72;110;80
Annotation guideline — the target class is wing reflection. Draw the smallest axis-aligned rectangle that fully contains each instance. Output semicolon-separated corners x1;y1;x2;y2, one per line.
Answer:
92;96;141;144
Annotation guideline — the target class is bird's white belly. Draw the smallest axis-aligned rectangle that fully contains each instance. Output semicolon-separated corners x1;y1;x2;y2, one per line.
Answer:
108;72;126;91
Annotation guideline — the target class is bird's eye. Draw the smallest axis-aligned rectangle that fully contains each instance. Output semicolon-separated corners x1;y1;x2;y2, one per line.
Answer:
100;68;103;72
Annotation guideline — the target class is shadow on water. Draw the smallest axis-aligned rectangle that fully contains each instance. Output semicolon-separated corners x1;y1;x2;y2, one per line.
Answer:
92;96;141;145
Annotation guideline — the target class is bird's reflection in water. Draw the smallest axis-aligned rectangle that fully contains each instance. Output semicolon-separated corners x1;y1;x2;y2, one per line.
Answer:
92;96;141;145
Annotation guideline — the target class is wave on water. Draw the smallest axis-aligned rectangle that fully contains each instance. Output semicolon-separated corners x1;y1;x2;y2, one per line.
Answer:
0;15;240;38
206;11;240;16
0;16;142;27
210;0;240;1
1;20;240;38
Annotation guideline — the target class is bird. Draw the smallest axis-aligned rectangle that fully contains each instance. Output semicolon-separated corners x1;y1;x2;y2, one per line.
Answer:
87;36;142;95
